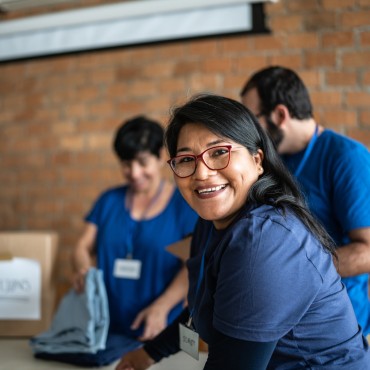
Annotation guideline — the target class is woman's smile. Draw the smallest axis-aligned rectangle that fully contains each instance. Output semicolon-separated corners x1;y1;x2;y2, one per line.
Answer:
195;183;228;198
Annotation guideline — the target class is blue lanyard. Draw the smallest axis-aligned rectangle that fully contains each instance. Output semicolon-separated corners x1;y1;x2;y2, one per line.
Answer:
294;125;318;178
188;226;213;325
125;180;165;258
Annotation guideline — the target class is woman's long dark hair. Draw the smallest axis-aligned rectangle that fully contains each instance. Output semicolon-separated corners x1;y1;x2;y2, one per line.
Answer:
165;94;336;255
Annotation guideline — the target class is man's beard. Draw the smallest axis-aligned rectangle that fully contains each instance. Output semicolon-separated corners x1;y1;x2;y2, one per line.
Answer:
265;116;284;150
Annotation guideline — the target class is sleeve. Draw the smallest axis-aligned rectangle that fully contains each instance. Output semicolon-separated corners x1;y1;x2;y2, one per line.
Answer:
212;217;322;342
85;188;119;226
332;145;370;232
143;308;189;362
85;193;106;225
205;328;277;370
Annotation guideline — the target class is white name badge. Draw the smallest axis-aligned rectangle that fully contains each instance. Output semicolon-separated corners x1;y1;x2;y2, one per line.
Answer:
179;323;199;360
113;258;142;279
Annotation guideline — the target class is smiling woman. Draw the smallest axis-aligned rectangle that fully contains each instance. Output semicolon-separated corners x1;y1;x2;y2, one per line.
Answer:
115;95;370;370
167;122;263;230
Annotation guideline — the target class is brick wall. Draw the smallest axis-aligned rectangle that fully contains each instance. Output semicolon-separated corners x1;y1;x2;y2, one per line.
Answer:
1;0;370;298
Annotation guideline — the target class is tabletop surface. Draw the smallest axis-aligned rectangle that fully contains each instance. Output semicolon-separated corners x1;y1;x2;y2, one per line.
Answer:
0;338;207;370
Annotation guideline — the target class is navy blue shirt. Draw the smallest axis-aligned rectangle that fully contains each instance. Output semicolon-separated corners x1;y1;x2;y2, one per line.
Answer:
187;203;370;368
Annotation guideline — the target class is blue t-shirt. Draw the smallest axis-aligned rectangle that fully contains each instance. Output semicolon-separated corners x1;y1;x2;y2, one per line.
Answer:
283;129;370;335
86;185;198;337
187;204;370;369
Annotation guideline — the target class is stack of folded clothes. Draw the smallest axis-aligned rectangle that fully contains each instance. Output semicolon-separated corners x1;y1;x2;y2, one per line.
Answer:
30;268;141;367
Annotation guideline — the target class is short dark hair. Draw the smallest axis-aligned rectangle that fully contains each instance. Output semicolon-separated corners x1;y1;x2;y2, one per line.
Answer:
240;66;313;120
165;94;335;255
113;116;164;161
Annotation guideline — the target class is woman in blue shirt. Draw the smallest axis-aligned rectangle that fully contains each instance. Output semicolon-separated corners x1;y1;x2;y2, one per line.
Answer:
116;96;370;369
72;116;198;341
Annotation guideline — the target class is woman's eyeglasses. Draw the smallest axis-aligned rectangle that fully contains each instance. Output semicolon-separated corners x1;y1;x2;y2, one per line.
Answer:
167;145;233;178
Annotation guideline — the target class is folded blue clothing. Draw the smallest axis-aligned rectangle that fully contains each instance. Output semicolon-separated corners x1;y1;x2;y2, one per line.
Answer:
34;332;142;367
30;268;109;354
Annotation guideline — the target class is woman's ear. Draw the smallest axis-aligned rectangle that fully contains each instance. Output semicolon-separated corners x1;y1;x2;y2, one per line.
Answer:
254;149;264;175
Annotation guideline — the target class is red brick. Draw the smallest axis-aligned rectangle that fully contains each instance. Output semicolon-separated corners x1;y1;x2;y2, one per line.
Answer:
269;14;303;32
89;101;115;118
340;10;370;28
342;51;370;68
158;78;186;94
347;128;370;147
360;111;370;127
86;133;112;150
116;65;143;80
322;0;355;9
118;100;144;114
299;70;321;89
253;35;284;50
269;54;303;70
326;71;358;86
311;91;342;107
363;72;370;85
321;31;353;48
224;73;251;92
59;135;86;151
305;51;336;68
174;60;201;76
265;1;285;15
304;12;337;32
235;56;269;73
287;0;319;12
360;31;370;46
201;57;233;74
189;74;221;93
142;61;175;78
128;80;158;98
287;33;319;49
346;92;370;107
156;43;186;59
90;68;115;85
219;36;253;54
321;109;357;127
187;39;218;57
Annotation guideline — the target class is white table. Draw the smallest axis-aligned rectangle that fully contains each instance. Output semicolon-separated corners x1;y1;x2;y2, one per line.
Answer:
0;339;207;370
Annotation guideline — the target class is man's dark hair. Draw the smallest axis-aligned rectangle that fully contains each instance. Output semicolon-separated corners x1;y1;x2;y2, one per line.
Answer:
240;66;313;120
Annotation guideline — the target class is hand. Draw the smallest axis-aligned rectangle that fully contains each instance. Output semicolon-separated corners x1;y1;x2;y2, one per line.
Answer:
72;268;88;293
115;348;155;370
131;302;168;341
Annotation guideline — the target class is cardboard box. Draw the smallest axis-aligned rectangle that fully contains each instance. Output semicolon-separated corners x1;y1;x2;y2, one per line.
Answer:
166;235;192;261
0;232;58;337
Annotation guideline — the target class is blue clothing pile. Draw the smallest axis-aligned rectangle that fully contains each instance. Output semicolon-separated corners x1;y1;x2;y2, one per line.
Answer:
34;333;141;367
30;268;141;367
30;268;109;354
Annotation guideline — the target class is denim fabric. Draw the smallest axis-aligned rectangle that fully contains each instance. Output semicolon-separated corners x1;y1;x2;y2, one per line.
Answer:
30;268;109;354
34;332;141;367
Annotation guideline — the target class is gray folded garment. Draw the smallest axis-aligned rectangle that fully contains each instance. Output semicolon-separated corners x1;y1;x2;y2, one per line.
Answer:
30;267;109;354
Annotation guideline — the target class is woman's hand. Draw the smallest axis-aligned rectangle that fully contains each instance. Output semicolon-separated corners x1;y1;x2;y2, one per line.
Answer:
131;302;168;341
115;348;155;370
72;268;88;293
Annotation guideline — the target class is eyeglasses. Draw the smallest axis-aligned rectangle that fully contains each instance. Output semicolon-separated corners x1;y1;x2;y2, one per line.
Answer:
167;145;234;178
